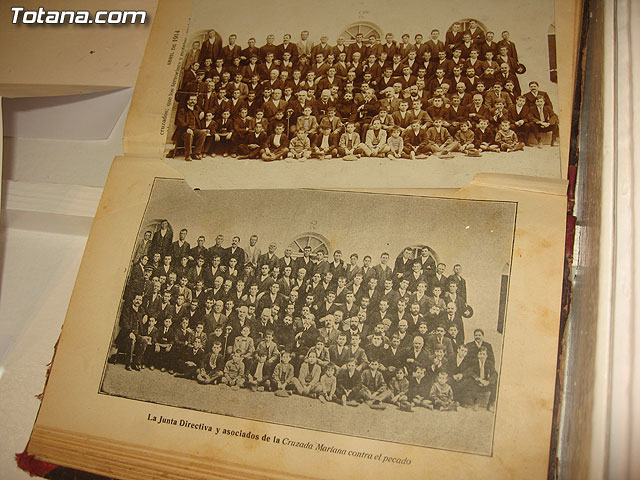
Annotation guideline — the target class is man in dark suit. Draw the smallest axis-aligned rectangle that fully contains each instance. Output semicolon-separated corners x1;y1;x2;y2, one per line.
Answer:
257;283;283;318
528;96;560;146
277;33;298;63
221;34;242;65
207;235;225;263
464;329;495;365
464;347;497;411
467;93;491;126
426;325;455;360
223;236;245;268
425;29;445;57
480;31;499;60
295;245;314;279
508;96;534;145
441;302;466;344
497;31;519;63
258;242;280;272
445;23;463;56
151;220;173;259
372;252;393;285
171;229;190;263
496;62;521;96
328;250;345;279
394;247;414;284
524;81;554;110
447;264;468;306
465;20;486;45
174;95;206;161
133;231;152;265
402;335;429;374
199;30;222;64
113;294;145;370
429;263;449;292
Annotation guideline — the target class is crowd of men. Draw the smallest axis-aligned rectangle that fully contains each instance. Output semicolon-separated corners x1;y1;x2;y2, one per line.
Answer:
110;223;498;412
171;23;559;161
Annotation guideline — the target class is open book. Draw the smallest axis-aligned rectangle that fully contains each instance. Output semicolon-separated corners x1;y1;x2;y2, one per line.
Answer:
23;0;580;478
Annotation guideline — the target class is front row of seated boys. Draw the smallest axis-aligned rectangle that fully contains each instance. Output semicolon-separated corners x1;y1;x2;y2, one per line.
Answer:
179;103;529;162
178;92;557;161
123;311;497;412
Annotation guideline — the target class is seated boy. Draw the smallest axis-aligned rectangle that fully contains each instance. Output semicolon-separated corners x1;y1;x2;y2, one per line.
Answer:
177;337;206;379
188;322;208;349
287;129;312;161
291;350;322;397
387;367;410;405
237;122;267;159
490;100;510;130
425;118;458;158
319;363;338;403
473;118;500;152
428;345;449;383
249;109;269;134
371;107;395;135
318;107;343;136
454;121;477;154
430;371;458;411
197;340;225;384
407;365;433;408
270;350;295;394
262;123;289;161
222;349;246;389
336;358;363;406
307;339;330;368
360;359;391;406
495;119;525;152
246;350;271;391
358;118;390;158
312;125;338;159
337;122;361;159
402;119;430;159
386;126;404;160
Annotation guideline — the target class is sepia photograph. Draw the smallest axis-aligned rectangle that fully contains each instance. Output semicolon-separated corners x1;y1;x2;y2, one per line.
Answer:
161;0;561;189
100;179;517;455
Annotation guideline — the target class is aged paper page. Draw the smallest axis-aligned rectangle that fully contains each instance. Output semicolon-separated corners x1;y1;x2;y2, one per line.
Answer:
123;0;571;188
28;156;566;479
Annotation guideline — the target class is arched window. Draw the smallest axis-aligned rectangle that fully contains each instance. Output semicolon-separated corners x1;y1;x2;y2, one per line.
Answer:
287;232;332;259
340;21;383;44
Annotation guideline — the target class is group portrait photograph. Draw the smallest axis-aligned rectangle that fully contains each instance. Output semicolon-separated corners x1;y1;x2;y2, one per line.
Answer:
100;180;518;455
161;0;562;190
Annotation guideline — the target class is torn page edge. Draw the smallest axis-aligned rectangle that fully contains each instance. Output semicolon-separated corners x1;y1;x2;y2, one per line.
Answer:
469;173;569;196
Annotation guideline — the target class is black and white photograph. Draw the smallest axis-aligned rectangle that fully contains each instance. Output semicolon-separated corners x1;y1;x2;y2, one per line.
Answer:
100;179;517;456
162;0;561;189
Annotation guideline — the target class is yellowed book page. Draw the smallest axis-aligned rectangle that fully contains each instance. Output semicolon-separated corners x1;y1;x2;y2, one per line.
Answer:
124;0;569;188
0;0;158;98
28;156;566;479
